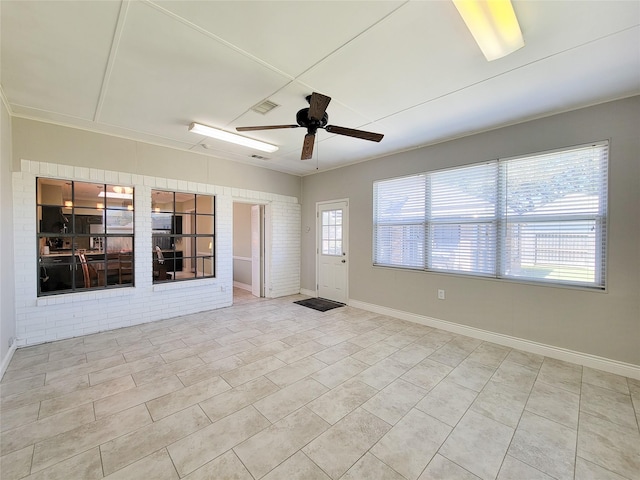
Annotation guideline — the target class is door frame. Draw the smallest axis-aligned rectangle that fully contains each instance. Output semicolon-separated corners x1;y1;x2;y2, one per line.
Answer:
316;198;349;303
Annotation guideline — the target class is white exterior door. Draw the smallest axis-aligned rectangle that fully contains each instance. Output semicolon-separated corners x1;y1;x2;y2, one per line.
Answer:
317;200;348;304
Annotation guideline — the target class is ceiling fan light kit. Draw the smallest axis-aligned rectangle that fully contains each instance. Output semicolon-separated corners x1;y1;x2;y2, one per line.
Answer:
237;92;384;160
188;122;279;153
453;0;524;61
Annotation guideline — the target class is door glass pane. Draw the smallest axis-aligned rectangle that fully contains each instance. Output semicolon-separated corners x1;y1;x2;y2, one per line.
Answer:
321;209;343;256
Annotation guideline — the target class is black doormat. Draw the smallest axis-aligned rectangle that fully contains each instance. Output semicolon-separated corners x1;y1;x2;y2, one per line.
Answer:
294;297;345;312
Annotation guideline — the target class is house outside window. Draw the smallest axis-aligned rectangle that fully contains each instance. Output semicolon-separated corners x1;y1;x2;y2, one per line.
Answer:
151;190;215;282
373;142;608;289
37;178;135;296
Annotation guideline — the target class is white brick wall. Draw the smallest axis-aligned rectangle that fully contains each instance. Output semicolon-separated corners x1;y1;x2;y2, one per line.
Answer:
13;160;300;347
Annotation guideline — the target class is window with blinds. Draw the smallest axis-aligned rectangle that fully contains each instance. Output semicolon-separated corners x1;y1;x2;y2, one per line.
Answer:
373;142;608;288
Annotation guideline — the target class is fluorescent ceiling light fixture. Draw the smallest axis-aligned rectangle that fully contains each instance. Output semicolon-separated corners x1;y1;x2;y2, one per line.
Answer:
98;191;133;200
453;0;524;61
189;122;278;153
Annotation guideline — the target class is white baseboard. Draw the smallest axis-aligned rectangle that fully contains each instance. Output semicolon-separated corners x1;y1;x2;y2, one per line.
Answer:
348;299;640;380
233;281;252;292
300;288;316;297
0;342;17;381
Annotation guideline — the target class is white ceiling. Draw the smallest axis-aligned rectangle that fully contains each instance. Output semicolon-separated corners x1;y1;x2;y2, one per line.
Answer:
2;1;639;176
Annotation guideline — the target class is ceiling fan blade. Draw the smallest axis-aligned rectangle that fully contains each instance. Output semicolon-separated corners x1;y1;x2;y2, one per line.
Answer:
236;125;299;131
325;125;384;142
301;133;315;160
308;92;331;121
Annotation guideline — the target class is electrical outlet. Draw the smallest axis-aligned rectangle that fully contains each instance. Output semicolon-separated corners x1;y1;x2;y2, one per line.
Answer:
437;289;445;300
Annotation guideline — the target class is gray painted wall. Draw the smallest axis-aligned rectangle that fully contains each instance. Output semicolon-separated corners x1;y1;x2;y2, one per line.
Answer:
301;97;640;365
12;118;302;200
1;99;16;366
233;203;252;286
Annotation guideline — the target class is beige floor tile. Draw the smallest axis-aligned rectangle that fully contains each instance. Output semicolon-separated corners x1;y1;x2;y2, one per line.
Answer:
302;408;391;479
574;456;629;480
312;357;370;389
5;353;49;371
93;375;183;419
253;377;328;423
469;380;529;428
349;330;390;348
446;359;496;392
350;342;398;365
370;408;451;480
362;378;427;425
419;454;481;480
234;407;330;478
355;356;412;391
490;359;539;393
415;378;478;426
103;448;179;480
266;356;327;388
131;355;203;385
39;375;135;418
88;354;166;385
182;450;252;480
342;452;405;479
44;354;125;384
221;355;287;387
466;342;510;368
503;349;544;369
508;411;576;480
0;445;33;480
31;404;151;473
199;375;279;422
146;375;231;420
312;341;361;364
167;405;270;476
263;452;330;480
23;448;103;480
177;355;244;386
0;374;46;398
428;343;470;367
537;358;582;395
1;354;87;383
308;379;378;425
2;292;637;480
401;358;452;392
440;410;514;480
100;405;211;475
0;402;40;432
275;340;327;364
497;455;555;480
526;380;580;429
1;374;89;411
1;403;94;455
582;367;630;395
577;411;640;479
580;382;637;429
235;340;291;364
121;339;187;363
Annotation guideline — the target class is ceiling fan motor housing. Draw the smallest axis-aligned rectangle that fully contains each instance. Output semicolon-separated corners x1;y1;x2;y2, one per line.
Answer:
296;108;328;134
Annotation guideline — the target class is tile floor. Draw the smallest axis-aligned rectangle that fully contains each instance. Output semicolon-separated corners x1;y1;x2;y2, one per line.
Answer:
1;289;639;480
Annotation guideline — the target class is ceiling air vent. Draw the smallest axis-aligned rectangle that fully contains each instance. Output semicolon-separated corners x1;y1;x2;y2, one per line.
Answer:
251;100;279;115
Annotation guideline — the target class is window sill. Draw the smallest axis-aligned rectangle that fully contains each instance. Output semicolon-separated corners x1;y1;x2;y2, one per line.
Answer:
36;286;135;306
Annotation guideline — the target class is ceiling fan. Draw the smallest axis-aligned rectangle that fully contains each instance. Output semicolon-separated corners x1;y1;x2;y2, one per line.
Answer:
236;92;384;160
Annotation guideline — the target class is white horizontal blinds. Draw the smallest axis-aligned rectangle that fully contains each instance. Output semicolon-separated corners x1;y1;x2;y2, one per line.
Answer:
373;174;426;268
427;162;498;275
501;142;608;287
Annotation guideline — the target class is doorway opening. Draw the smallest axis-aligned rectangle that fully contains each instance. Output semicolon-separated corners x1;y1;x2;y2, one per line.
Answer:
232;202;267;302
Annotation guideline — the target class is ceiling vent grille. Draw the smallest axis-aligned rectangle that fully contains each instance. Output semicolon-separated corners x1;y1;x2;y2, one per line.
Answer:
251;100;279;115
